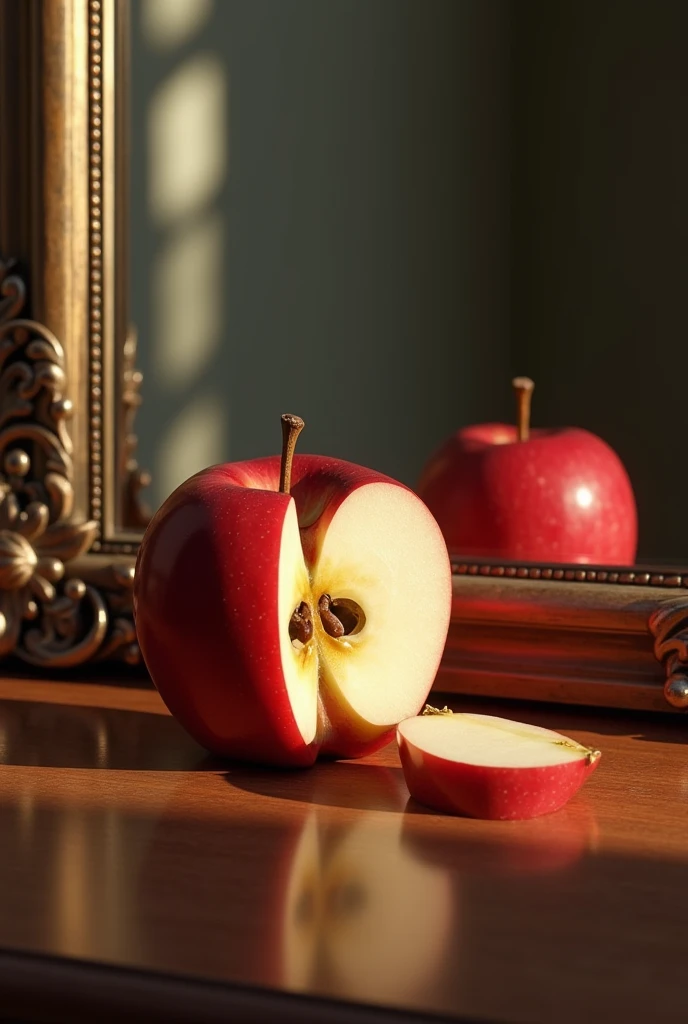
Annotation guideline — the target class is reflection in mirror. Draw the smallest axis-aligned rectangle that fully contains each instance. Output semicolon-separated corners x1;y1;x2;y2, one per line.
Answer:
130;1;688;565
418;375;640;568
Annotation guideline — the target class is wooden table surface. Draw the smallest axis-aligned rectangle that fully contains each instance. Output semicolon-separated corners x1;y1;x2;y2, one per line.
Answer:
0;675;686;1024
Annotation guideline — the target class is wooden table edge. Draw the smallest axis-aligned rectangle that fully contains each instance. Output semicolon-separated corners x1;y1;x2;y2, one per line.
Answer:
0;947;488;1024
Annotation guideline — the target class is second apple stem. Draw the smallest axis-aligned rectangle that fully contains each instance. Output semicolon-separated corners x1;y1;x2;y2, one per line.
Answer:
512;377;534;443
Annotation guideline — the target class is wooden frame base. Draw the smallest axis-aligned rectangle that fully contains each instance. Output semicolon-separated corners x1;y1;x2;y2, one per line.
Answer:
436;564;688;713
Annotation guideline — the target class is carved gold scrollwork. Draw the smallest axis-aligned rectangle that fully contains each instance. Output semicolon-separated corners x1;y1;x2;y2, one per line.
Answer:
648;600;688;709
0;259;140;667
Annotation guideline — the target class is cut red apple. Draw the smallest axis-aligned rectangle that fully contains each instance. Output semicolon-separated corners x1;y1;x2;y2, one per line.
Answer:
134;415;452;765
397;709;600;820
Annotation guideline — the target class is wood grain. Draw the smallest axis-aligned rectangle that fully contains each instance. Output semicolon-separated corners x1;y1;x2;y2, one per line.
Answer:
0;676;686;1023
440;573;687;712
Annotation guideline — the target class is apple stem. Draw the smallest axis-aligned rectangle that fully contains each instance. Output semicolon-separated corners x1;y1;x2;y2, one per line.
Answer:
279;414;305;494
512;376;535;442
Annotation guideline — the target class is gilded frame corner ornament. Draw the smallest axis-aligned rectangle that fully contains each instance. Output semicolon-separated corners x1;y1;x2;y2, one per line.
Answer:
0;258;139;667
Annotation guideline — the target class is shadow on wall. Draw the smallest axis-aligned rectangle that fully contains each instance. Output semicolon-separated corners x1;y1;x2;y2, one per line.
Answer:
130;0;511;511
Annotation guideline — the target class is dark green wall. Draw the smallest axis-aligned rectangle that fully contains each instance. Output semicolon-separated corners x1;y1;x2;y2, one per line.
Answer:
131;0;510;506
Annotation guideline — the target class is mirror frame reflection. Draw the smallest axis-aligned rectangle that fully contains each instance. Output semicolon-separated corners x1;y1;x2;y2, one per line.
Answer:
0;0;686;715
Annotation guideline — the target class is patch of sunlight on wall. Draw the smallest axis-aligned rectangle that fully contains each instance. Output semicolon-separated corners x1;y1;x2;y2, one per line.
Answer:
141;0;213;51
156;392;227;501
152;212;223;389
149;54;227;226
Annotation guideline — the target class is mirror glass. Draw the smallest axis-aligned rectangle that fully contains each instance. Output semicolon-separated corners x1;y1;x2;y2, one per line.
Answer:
130;0;688;565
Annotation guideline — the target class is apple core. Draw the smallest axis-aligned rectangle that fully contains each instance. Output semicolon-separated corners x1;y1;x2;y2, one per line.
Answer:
289;595;366;648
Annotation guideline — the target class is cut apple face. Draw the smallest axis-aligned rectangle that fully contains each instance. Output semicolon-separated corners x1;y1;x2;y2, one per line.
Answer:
397;711;600;820
280;481;452;755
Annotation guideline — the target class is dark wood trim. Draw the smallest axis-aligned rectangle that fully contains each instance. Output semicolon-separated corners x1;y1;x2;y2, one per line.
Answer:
436;566;688;713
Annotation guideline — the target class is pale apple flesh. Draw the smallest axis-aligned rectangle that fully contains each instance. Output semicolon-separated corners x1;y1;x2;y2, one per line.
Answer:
397;712;600;819
134;455;452;766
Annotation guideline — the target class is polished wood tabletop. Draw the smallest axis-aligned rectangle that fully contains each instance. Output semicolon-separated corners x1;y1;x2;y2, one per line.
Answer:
0;675;686;1023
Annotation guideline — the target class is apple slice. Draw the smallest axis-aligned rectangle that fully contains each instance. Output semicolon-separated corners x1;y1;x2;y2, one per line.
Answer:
397;708;600;820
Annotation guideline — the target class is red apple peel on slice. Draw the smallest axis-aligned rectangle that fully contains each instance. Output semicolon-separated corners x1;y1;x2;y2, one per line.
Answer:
397;707;600;820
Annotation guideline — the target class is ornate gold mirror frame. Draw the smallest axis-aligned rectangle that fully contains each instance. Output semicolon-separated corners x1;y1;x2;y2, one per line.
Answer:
0;0;686;713
0;0;144;668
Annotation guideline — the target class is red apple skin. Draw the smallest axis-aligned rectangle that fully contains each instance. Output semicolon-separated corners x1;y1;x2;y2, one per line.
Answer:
134;466;311;767
315;689;396;762
134;455;447;767
417;423;637;564
397;731;600;820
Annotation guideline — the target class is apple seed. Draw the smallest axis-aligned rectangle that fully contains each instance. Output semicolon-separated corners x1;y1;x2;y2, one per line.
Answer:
318;593;345;637
318;594;365;638
289;601;313;645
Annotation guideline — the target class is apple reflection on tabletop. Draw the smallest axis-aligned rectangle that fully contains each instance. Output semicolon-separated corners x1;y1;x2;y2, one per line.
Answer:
281;809;453;1003
136;766;455;1009
417;377;638;565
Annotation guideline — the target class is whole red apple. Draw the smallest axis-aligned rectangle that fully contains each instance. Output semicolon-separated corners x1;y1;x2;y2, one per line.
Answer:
133;416;452;767
417;377;637;564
